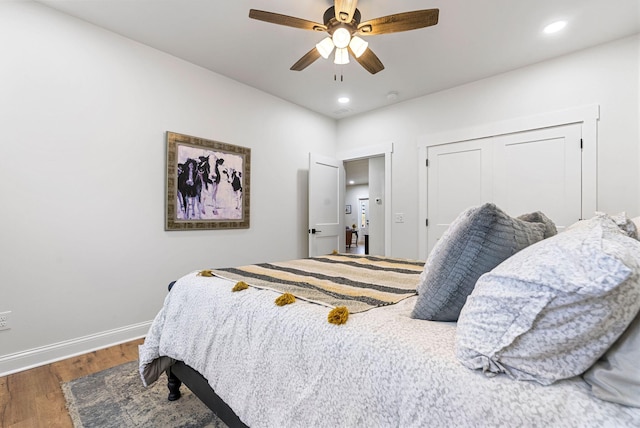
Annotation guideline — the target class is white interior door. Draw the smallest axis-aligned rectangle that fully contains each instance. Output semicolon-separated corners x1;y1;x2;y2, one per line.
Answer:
309;153;344;257
425;123;582;254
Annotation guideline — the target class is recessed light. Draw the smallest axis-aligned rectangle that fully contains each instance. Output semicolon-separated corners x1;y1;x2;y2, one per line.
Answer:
349;180;355;185
543;20;567;34
338;97;350;104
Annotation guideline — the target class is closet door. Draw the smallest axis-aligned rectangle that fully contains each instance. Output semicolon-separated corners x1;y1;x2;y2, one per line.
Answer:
426;140;493;252
492;123;582;232
426;123;582;254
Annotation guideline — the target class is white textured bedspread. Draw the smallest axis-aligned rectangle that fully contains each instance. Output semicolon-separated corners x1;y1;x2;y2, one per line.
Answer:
139;271;640;427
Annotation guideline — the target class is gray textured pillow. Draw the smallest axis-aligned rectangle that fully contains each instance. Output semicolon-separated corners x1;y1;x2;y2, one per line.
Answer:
517;211;557;238
583;312;640;407
411;203;546;321
456;216;640;385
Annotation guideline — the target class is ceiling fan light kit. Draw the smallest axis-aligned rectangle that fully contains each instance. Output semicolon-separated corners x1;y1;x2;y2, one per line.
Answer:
349;36;368;58
316;37;335;59
249;1;439;75
334;48;350;65
332;27;351;48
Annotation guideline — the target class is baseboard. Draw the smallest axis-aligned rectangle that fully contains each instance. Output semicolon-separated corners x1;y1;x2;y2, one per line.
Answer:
0;321;151;377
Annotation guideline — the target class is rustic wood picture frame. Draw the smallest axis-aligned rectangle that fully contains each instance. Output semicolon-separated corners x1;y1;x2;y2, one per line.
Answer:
166;131;250;230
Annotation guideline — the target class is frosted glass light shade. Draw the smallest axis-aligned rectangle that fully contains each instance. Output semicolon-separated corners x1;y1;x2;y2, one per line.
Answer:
316;37;335;59
332;27;351;49
349;36;368;58
334;47;350;65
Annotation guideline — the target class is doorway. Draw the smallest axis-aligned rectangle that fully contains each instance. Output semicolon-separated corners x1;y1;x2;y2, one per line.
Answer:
308;141;392;257
344;156;384;255
344;159;368;253
339;142;393;256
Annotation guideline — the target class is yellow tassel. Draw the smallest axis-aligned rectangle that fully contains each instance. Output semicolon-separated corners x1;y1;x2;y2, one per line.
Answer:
275;293;296;306
328;306;349;325
232;281;249;292
197;270;214;277
331;250;339;255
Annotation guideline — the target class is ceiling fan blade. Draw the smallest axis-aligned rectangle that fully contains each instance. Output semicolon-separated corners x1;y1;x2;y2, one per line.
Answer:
290;48;322;71
249;9;327;32
334;0;358;23
357;9;439;35
349;47;384;74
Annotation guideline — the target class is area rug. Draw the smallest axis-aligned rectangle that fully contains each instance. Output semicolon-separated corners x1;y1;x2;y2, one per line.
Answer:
62;361;226;427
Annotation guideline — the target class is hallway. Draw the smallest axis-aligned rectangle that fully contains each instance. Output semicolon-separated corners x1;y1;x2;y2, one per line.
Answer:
345;236;365;255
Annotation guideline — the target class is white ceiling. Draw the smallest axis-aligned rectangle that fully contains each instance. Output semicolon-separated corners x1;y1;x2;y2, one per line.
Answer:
36;0;639;119
345;158;369;186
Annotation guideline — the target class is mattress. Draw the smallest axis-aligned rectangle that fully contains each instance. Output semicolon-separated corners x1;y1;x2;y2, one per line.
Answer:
139;260;640;427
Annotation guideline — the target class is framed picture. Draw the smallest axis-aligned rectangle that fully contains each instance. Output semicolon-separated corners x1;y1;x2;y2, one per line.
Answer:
166;131;251;230
345;204;352;214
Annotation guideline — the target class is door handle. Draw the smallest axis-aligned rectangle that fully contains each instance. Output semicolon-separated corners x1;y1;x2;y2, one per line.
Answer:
310;228;322;234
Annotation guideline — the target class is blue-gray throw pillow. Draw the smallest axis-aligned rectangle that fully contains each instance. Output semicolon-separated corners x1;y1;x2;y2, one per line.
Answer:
411;203;548;321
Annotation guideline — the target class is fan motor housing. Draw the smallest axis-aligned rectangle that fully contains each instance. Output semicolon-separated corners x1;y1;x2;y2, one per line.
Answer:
323;6;361;33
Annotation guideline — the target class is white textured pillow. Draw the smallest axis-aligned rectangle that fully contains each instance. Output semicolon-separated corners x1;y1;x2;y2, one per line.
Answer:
455;215;640;385
599;211;638;240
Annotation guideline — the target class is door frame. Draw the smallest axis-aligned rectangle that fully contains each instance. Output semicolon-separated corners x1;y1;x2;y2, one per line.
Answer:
416;104;599;260
337;142;393;256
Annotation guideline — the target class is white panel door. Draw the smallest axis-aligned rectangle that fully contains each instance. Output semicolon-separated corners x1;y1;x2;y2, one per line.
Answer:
425;123;582;255
492;123;582;232
308;153;344;257
427;141;493;251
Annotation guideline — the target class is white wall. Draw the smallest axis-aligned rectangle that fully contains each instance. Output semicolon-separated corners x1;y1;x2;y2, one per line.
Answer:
368;157;385;255
337;35;640;260
0;1;336;373
345;184;367;233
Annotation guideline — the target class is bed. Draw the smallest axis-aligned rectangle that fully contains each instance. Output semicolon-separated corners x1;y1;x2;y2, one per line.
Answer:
139;205;640;427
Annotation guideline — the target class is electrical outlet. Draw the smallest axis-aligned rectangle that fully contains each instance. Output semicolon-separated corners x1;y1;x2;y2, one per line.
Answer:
0;311;11;331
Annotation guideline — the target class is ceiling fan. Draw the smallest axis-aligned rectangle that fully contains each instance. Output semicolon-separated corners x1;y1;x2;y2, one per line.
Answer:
249;0;439;74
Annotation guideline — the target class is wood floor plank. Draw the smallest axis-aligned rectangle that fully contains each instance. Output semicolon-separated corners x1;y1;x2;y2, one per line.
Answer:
0;338;145;427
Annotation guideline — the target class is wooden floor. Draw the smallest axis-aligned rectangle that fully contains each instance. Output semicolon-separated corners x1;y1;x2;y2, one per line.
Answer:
345;238;365;254
0;338;144;428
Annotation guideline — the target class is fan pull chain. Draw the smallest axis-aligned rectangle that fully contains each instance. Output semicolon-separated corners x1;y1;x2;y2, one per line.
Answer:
333;65;344;82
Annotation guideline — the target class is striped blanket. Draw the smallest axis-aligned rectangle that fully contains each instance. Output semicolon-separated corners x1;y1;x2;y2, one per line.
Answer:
211;254;424;313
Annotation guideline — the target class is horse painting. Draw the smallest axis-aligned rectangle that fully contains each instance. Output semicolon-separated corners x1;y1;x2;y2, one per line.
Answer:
177;157;209;219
